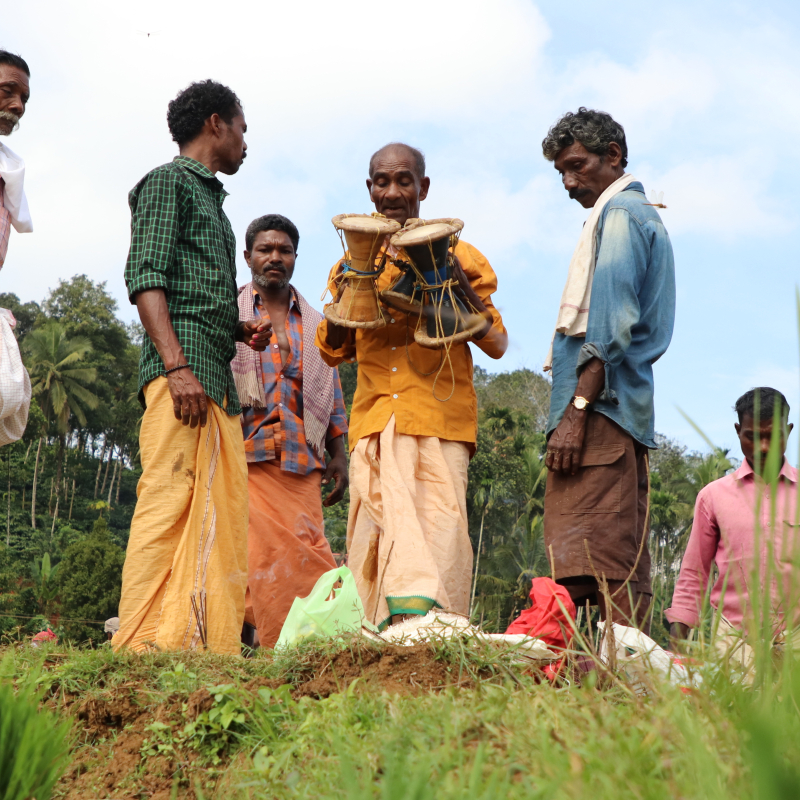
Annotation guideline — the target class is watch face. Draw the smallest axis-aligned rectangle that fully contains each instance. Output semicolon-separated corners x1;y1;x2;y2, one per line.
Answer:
573;397;588;410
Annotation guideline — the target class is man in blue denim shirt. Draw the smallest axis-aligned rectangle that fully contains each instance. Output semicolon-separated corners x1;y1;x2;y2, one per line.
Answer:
541;108;676;632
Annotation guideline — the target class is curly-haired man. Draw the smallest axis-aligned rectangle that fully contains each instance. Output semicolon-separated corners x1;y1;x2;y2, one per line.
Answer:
541;108;676;633
115;81;270;655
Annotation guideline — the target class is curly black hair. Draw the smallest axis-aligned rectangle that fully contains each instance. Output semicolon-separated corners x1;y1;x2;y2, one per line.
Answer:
167;80;242;147
542;107;628;168
245;214;300;253
0;50;30;76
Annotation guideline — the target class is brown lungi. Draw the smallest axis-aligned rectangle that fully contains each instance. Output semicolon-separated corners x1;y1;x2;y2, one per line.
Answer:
544;412;651;595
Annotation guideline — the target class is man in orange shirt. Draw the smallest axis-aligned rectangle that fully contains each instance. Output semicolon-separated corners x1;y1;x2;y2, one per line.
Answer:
316;143;508;630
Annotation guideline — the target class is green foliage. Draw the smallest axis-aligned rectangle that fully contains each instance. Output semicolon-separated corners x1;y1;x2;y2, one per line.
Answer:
0;275;142;643
54;517;125;643
141;683;248;767
0;681;73;800
0;292;41;340
24;321;98;433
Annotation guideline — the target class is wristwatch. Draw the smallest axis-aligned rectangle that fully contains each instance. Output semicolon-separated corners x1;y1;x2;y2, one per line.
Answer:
571;395;590;411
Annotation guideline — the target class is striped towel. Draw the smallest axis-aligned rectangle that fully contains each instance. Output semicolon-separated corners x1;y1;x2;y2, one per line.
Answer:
232;282;335;459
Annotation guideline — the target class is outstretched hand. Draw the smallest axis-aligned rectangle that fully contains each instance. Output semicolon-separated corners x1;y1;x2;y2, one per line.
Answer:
241;319;272;351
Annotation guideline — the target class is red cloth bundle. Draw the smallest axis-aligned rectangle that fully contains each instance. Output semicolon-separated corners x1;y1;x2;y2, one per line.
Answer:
505;577;576;650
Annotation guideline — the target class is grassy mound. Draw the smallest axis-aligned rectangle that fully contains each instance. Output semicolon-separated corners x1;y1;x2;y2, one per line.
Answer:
0;633;798;799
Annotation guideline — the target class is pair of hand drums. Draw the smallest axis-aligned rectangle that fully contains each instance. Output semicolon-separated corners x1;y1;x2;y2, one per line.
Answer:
323;213;485;349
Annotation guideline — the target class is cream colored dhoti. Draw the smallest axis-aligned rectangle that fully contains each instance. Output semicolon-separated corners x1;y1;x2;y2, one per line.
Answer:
347;414;471;630
114;377;249;655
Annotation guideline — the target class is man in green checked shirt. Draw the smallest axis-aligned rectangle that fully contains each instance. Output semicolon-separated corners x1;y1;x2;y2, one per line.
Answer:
115;80;270;656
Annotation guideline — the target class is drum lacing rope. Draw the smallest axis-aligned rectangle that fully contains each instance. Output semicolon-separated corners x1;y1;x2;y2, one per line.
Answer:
321;232;387;325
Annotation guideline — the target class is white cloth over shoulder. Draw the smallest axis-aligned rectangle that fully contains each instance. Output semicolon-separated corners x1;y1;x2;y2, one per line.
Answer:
543;173;636;371
0;309;31;446
0;142;33;233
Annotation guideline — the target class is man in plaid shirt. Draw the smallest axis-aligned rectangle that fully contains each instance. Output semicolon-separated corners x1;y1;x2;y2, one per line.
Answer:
116;81;270;656
232;214;348;649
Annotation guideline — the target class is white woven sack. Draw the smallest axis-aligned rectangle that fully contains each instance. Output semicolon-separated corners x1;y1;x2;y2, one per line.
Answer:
0;309;30;446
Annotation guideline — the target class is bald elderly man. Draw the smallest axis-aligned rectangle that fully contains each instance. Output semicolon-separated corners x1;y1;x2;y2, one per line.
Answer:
315;143;508;630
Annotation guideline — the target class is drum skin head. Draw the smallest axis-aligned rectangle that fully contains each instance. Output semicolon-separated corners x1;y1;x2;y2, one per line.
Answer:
390;218;464;248
332;213;401;236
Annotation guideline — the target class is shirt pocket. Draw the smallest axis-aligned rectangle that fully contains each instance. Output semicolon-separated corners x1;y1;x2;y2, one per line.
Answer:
560;444;626;514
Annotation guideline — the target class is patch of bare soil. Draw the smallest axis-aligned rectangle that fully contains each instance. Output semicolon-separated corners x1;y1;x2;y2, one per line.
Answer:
51;644;478;798
291;643;475;698
56;690;207;800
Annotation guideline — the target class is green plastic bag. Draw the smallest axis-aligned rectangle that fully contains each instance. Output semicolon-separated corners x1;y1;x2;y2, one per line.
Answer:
276;566;376;649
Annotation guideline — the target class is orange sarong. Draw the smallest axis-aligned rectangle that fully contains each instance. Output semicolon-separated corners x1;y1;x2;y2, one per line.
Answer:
245;460;336;649
114;377;248;655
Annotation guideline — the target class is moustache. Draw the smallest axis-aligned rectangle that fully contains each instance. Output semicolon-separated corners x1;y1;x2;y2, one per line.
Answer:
568;187;589;200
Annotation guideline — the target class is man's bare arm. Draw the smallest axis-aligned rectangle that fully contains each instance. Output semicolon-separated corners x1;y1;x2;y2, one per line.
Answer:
135;288;208;428
545;357;606;475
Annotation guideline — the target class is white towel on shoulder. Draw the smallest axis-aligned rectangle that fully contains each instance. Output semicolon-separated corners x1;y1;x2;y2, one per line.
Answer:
543;173;635;371
0;142;32;233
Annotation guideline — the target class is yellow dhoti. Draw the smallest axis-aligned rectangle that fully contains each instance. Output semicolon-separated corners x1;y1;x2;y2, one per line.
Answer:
347;414;471;630
114;377;248;655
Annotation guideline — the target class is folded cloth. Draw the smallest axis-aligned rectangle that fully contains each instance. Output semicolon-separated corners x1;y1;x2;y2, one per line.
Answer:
543;172;636;371
0;142;33;233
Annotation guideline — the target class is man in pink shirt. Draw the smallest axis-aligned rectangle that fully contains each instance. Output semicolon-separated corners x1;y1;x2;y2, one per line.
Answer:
667;387;798;644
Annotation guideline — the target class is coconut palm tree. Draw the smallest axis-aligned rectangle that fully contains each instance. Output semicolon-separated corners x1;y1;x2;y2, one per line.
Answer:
24;322;100;522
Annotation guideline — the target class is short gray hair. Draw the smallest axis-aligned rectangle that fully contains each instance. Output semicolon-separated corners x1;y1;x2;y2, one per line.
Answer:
542;107;628;168
369;142;426;180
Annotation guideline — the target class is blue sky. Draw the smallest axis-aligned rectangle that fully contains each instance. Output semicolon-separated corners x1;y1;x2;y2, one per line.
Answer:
3;0;800;459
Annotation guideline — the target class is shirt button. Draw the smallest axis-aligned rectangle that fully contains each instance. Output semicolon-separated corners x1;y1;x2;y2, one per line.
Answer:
392;367;397;372
391;346;396;351
278;402;283;407
273;344;279;349
350;358;356;362
392;394;398;399
390;318;396;324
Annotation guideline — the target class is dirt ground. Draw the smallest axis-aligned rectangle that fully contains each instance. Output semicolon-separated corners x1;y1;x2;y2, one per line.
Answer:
51;644;473;799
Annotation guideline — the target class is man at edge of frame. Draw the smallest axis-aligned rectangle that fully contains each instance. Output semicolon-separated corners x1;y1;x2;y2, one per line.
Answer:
315;142;508;631
541;108;676;634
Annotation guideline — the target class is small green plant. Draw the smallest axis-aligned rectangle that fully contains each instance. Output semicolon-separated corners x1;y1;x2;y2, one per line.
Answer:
158;662;199;694
140;683;248;768
0;682;73;800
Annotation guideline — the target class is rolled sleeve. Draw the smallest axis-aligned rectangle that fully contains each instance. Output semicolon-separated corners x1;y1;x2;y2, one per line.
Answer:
579;208;648;398
124;171;179;303
315;264;357;366
458;243;508;360
665;493;719;628
326;368;349;439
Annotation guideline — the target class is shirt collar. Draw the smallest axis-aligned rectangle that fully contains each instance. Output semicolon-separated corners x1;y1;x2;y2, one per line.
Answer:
173;156;227;194
734;458;797;484
252;284;299;310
